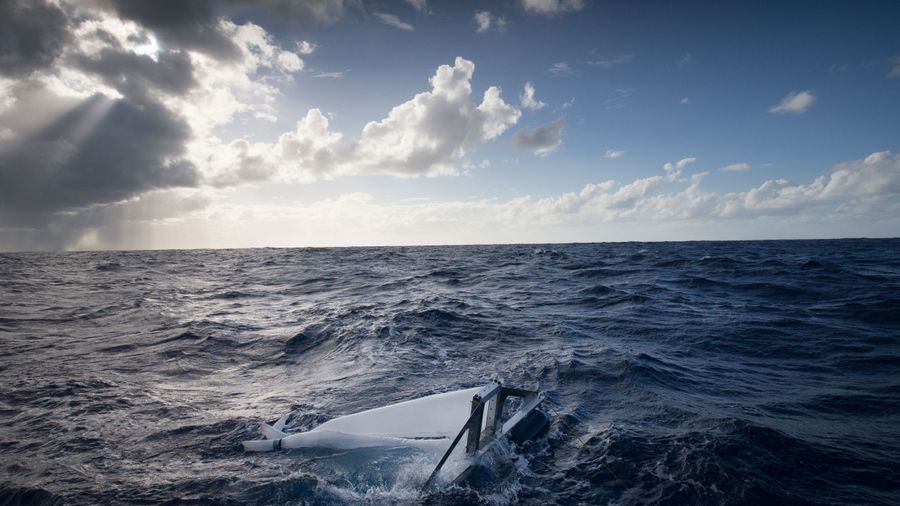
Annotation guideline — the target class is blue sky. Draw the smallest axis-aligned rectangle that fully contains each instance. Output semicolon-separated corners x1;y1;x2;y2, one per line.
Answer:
0;0;898;250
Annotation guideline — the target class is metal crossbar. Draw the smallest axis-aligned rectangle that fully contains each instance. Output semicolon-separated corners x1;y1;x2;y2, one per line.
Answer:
422;381;540;490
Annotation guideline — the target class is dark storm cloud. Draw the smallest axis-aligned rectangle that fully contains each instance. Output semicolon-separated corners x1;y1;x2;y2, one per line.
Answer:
91;0;362;62
0;0;364;250
70;48;197;102
0;86;199;225
91;0;243;61
0;0;72;77
0;189;212;252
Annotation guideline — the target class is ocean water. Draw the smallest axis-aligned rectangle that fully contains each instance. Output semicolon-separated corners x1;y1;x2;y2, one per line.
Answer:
1;239;899;505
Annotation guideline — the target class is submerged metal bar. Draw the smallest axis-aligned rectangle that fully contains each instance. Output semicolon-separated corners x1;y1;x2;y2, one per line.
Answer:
465;381;501;454
422;398;486;490
465;396;485;454
423;382;543;491
500;392;544;434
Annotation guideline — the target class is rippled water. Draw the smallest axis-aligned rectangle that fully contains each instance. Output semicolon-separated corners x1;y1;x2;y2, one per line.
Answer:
1;240;899;505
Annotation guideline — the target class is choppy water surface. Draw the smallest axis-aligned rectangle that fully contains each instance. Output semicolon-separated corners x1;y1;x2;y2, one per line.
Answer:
1;239;899;505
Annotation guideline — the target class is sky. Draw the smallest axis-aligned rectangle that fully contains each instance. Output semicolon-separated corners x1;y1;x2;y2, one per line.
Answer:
0;0;899;251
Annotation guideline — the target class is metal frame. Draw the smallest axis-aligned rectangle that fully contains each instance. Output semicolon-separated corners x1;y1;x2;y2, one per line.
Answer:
423;381;542;490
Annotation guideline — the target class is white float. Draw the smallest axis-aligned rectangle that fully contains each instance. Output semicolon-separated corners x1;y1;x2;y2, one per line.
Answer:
242;382;549;489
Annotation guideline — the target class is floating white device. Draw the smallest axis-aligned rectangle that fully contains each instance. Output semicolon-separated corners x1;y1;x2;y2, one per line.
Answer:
241;381;549;489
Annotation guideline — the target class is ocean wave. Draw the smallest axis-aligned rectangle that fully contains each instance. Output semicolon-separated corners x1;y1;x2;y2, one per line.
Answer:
1;239;899;504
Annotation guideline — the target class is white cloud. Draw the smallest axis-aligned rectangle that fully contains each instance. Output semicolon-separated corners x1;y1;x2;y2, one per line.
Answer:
474;11;508;33
720;162;751;172
717;150;900;217
888;56;900;78
276;50;304;72
521;0;586;16
196;57;521;184
511;117;565;155
587;54;633;68
769;90;816;114
405;0;430;14
277;108;344;177
474;11;491;32
605;149;625;158
205;139;276;187
562;97;576;108
675;51;693;67
20;11;311;192
374;12;414;31
314;71;345;79
296;40;317;54
285;57;519;179
548;62;574;77
664;157;696;176
519;81;546;110
680;97;689;104
221;150;900;241
21;150;900;251
172;19;307;134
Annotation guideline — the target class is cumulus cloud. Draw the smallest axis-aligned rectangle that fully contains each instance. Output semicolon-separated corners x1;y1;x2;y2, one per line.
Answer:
475;11;491;32
296;40;317;54
171;18;307;133
605;149;625;158
206;57;521;183
201;107;345;186
277;109;343;177
511;117;565;155
350;57;520;176
172;152;900;246
276;50;303;72
474;11;508;33
508;150;900;224
520;82;546;110
716;151;900;217
521;0;586;16
720;162;751;172
769;90;815;114
374;12;414;31
9;149;900;251
204;139;274;187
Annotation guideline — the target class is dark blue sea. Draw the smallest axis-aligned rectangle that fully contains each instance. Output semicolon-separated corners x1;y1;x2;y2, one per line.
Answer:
1;239;899;505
